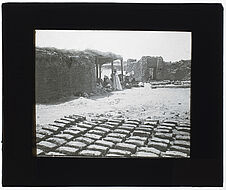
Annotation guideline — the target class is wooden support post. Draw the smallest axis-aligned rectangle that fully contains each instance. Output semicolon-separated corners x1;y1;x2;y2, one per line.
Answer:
99;64;102;80
95;57;98;82
120;59;123;82
111;60;114;77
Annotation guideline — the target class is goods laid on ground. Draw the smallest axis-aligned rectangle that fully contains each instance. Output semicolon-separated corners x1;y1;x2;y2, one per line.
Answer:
36;115;190;158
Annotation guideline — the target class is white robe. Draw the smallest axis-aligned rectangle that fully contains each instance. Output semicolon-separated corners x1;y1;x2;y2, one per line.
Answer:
112;73;122;91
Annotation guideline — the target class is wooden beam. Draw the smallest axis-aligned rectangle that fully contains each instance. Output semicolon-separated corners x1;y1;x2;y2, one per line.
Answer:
98;57;115;65
95;57;98;82
120;59;123;82
111;60;114;77
99;64;102;80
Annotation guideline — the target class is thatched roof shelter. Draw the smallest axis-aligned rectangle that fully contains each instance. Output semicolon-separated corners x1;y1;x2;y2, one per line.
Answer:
36;47;122;62
36;47;124;82
84;49;122;65
82;49;123;81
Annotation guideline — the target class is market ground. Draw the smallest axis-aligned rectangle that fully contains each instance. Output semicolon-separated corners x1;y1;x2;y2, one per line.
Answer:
36;83;190;125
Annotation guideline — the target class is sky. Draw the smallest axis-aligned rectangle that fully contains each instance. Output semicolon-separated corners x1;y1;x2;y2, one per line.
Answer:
36;30;191;62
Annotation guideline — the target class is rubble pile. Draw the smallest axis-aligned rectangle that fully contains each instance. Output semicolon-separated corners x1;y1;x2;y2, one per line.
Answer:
36;115;190;158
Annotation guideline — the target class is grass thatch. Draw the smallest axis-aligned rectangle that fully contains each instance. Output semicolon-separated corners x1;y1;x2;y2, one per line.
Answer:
84;49;122;60
36;47;122;61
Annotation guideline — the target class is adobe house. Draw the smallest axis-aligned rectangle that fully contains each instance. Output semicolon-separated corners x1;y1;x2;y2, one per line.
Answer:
141;56;164;81
35;47;123;103
127;56;164;82
126;56;191;82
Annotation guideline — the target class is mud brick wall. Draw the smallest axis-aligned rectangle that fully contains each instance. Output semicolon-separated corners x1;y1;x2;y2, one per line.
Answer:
141;56;164;81
163;60;191;81
126;57;191;82
36;115;190;158
127;56;164;81
36;48;96;103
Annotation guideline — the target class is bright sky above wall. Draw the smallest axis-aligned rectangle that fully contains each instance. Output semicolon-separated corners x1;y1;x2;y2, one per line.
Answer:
36;30;191;62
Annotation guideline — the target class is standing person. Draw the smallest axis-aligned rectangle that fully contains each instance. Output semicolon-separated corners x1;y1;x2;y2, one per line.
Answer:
112;69;122;91
125;72;130;83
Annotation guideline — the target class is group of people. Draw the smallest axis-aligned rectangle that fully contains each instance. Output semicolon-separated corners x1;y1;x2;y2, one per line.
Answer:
101;69;122;91
99;69;136;91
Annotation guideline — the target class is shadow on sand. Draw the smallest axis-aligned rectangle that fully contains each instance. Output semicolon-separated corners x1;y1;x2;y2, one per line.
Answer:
36;91;115;106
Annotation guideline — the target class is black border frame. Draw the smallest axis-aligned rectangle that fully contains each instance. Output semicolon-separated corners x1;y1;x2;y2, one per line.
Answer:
2;3;223;186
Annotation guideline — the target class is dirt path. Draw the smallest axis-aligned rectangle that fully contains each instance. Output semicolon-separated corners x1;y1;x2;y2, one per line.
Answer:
36;83;190;125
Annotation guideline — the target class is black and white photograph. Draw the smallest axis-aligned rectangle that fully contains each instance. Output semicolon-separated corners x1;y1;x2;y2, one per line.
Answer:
35;30;191;158
2;2;224;186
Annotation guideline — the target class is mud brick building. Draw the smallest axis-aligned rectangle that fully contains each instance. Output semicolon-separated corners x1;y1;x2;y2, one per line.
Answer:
36;47;123;103
127;56;164;81
36;48;97;103
126;56;191;82
140;56;164;81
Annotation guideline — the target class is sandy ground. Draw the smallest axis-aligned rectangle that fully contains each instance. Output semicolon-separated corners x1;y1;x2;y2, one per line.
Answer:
36;83;190;125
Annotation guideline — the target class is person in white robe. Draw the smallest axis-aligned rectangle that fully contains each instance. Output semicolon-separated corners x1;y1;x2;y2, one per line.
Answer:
112;70;122;91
